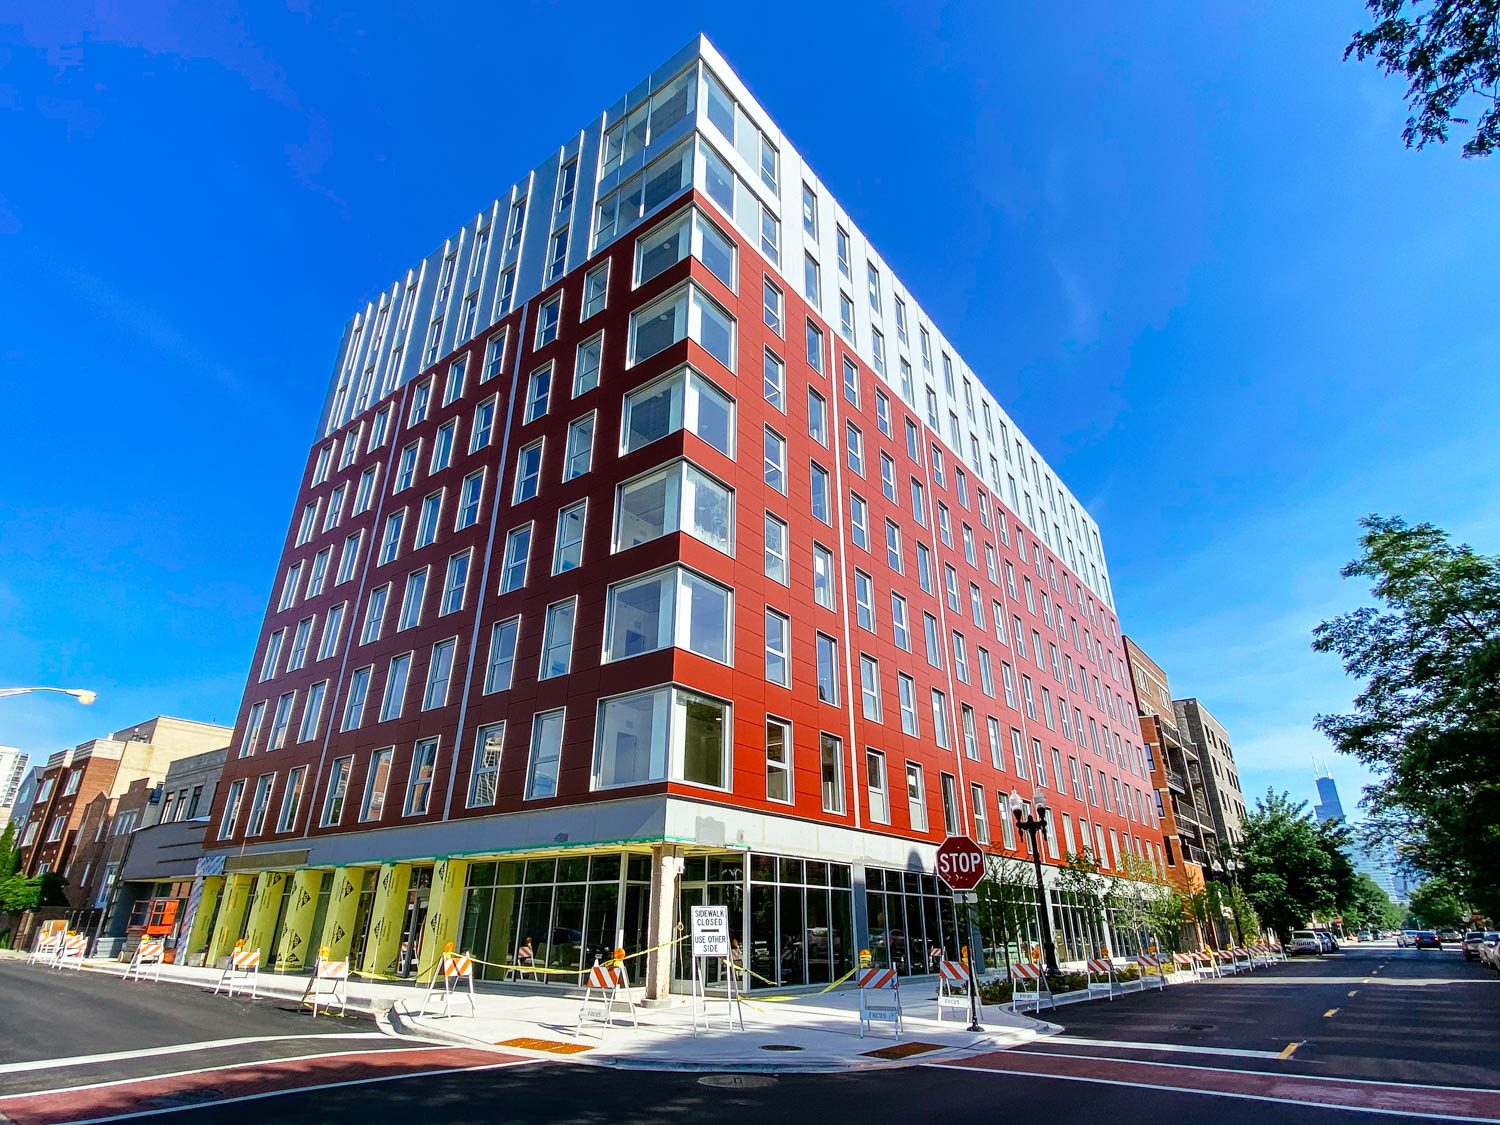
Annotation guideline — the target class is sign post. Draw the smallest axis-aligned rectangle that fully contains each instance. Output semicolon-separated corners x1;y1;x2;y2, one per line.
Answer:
689;903;741;1034
935;836;986;1033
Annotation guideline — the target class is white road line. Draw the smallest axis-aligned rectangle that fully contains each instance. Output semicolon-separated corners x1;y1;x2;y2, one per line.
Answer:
0;1033;388;1076
922;1062;1499;1123
59;1059;534;1125
1042;1035;1286;1060
0;1046;446;1099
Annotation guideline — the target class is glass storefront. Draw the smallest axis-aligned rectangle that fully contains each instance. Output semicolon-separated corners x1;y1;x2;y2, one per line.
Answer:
864;866;963;975
745;855;854;987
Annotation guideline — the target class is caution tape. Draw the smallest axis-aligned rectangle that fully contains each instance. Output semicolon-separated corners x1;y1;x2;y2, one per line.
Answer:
427;934;691;980
738;965;860;1007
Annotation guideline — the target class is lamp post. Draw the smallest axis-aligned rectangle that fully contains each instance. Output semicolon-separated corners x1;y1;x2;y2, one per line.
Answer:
0;687;97;704
1008;789;1061;978
1209;852;1245;947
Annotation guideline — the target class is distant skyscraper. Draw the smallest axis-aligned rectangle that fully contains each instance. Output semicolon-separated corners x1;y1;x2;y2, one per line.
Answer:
1314;767;1344;823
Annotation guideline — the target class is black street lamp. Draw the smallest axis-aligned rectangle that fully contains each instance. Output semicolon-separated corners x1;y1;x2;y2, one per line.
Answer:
1210;853;1245;947
1008;789;1061;979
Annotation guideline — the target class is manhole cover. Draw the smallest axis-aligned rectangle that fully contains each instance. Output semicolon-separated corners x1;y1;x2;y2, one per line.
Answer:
699;1074;778;1088
138;1090;226;1108
759;1043;804;1051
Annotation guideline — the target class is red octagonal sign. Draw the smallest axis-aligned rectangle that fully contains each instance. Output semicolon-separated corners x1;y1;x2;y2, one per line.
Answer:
935;836;986;891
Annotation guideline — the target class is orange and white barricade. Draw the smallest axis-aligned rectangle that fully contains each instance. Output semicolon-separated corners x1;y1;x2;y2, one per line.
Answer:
1171;952;1198;980
855;966;902;1038
936;959;972;1021
55;933;88;971
306;956;350;1017
1009;961;1054;1012
213;943;261;998
124;939;166;983
1135;953;1168;990
1230;946;1253;973
1084;957;1120;999
576;959;637;1037
28;927;65;966
1193;950;1220;979
418;949;477;1018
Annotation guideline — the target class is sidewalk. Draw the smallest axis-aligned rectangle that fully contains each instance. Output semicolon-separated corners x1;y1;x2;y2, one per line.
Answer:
25;953;1050;1073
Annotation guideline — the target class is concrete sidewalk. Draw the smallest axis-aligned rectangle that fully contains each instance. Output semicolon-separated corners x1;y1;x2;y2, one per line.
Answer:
25;953;1049;1073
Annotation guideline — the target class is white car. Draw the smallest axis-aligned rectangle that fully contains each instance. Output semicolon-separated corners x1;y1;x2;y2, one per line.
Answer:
1478;933;1500;971
1288;930;1323;956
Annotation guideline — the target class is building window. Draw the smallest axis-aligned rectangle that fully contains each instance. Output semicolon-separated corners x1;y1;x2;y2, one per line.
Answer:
360;584;389;645
499;525;532;593
276;766;306;833
379;653;412;722
810;462;831;524
575;332;603;396
867;749;889;824
553;501;587;573
297;681;328;743
582;261;609;319
484;618;520;693
634;206;736;290
341;666;371;731
592;685;729;790
362;748;393;821
812;543;835;609
940;774;960;836
853;570;875;631
415;491;443;548
423;638;457;710
468;723;505;808
807;388;828;446
564;414;596;480
317;603;345;661
535;294;562;348
613;460;733;554
972;784;990;844
628;282;735;372
525;709;566;800
604;566;731;664
805;320;824;373
268;691;295;751
906;764;927;833
240;701;267;758
441;552;470;615
398;568;427;630
859;655;882;721
217;779;245;840
763;428;787;493
513;440;543;503
763;276;784;336
765;609;790;686
763;348;785;411
764;513;789;584
815;633;839;705
404;737;439;816
820;734;846;814
524;364;552;424
766;717;792;803
621;365;734;457
378;510;404;566
540;599;577;679
546;227;569;282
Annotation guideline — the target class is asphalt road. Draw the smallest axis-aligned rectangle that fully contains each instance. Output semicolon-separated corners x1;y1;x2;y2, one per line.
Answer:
1;940;1495;1124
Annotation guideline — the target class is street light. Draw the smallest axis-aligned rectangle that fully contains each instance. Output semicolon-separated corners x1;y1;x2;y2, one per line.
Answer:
0;686;96;705
1009;788;1062;979
1209;852;1245;947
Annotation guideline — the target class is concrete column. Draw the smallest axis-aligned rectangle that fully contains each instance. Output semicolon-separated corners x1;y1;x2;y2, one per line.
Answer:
207;873;255;965
244;870;288;960
417;857;470;981
275;869;325;972
183;875;224;965
319;867;365;962
360;862;411;979
643;845;684;1003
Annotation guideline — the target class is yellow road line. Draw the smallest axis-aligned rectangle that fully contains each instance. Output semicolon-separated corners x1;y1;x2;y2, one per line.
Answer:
1347;989;1359;997
1324;1008;1340;1018
1279;1041;1300;1059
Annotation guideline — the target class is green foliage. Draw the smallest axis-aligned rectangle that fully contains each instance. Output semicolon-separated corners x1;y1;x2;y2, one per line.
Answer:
974;854;1038;965
1341;873;1406;931
1239;790;1359;939
1346;0;1500;157
0;826;68;914
1407;875;1471;928
1313;515;1500;920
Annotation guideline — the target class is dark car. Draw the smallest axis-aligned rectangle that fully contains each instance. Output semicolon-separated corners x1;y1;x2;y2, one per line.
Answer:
1413;930;1441;949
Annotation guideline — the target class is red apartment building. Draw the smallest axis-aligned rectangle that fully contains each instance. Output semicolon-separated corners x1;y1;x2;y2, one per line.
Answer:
199;36;1169;993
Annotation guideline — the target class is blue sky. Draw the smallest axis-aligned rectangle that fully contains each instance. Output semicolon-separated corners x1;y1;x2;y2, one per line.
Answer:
2;2;1496;822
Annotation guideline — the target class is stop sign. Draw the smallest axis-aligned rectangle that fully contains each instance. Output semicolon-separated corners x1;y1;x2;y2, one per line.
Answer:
935;836;986;891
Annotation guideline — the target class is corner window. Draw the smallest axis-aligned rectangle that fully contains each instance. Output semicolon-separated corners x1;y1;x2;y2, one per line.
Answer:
621;365;734;457
604;565;732;664
628;282;735;372
593;685;729;790
634;206;736;290
613;460;733;555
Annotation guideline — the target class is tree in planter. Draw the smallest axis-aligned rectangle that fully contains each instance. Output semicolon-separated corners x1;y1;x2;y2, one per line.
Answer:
1057;849;1114;959
1110;852;1163;957
974;854;1038;976
1143;884;1193;956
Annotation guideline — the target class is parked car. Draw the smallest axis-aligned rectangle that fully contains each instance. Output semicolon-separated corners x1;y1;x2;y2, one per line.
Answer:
1289;930;1323;956
1479;934;1500;971
1413;930;1441;949
1461;931;1488;961
1396;930;1412;947
1356;930;1373;942
1438;928;1463;944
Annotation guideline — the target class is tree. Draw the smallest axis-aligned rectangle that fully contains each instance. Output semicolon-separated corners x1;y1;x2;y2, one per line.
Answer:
1238;790;1357;939
1056;849;1113;957
1313;516;1500;920
974;855;1038;972
1343;873;1406;931
1346;1;1500;157
1407;875;1471;928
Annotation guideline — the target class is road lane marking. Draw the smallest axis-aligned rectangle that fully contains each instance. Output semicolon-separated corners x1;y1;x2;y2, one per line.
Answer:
1324;1008;1340;1018
0;1047;456;1100
1041;1036;1285;1060
1348;989;1359;997
0;1033;389;1076
928;1053;1500;1121
1279;1042;1300;1059
36;1057;533;1125
1364;978;1373;983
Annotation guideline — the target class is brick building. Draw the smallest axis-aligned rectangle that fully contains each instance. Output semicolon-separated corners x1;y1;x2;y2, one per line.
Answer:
202;36;1169;992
